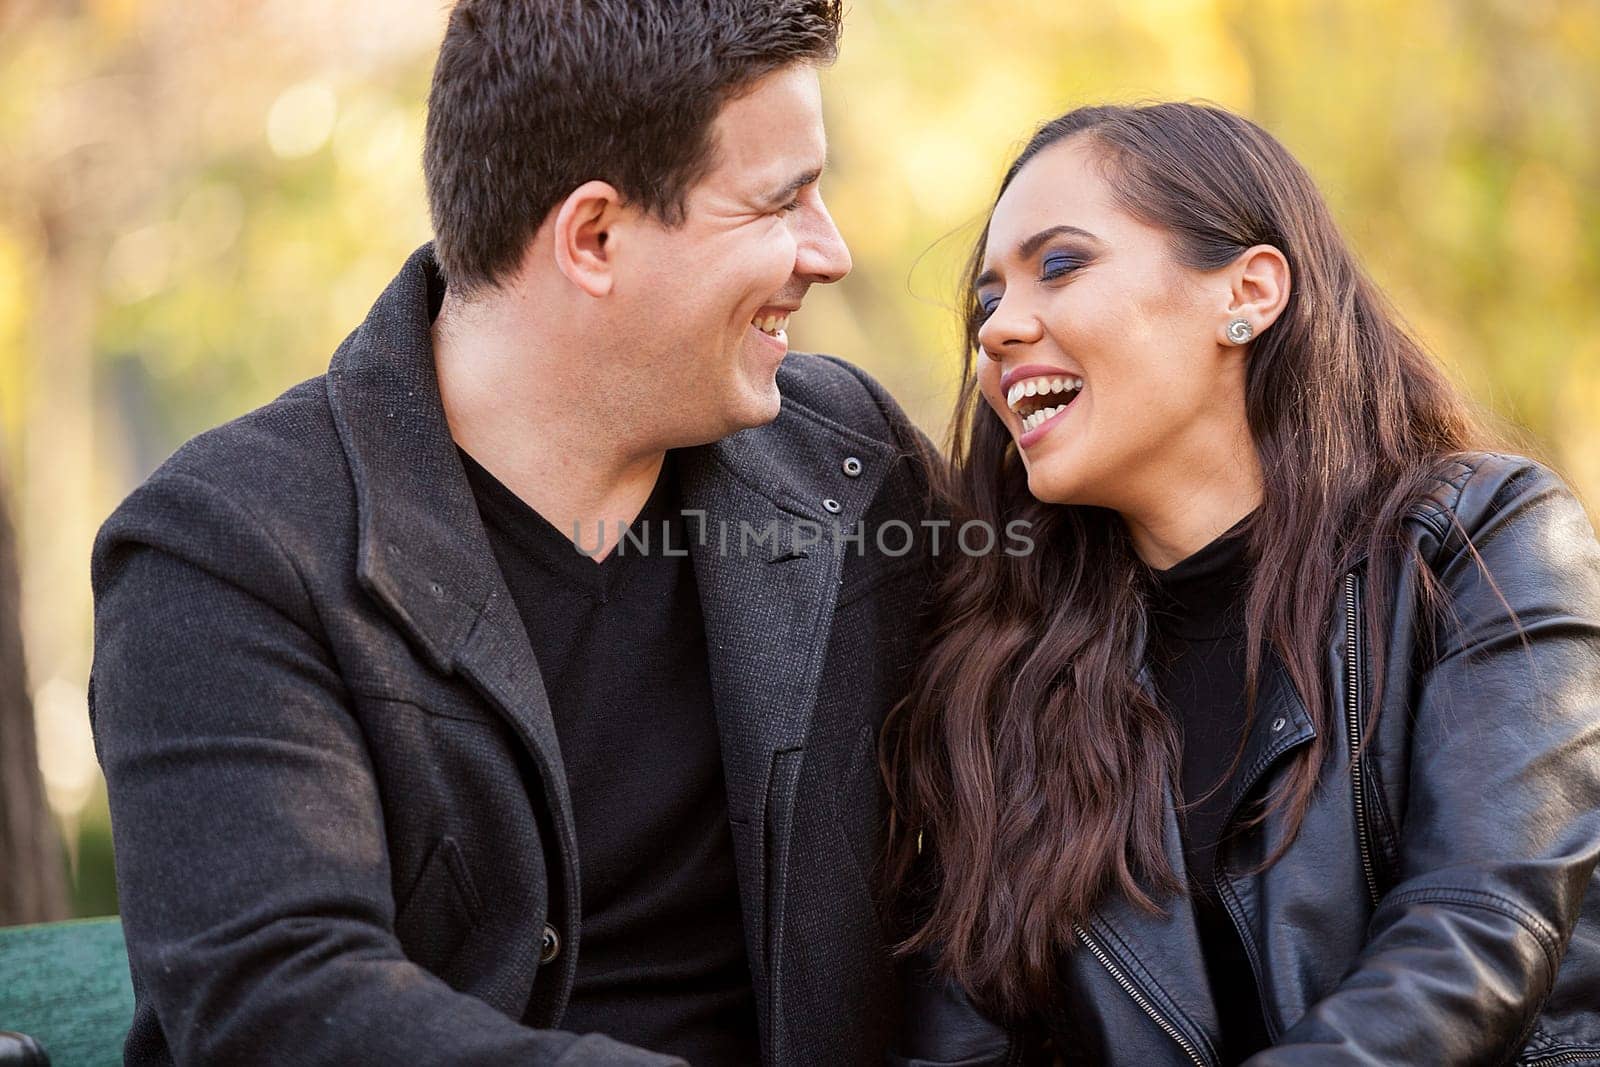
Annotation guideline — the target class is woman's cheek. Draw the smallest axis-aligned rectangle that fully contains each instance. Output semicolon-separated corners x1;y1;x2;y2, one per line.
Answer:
976;357;1005;418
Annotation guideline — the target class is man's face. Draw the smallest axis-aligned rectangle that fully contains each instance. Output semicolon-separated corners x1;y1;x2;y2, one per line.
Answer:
610;63;852;448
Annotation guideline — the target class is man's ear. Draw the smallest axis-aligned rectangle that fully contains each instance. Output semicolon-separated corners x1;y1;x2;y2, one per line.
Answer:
552;180;625;298
1218;244;1291;344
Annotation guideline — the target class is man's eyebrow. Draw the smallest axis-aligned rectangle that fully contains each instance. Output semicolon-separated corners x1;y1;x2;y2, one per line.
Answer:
759;167;823;208
975;224;1102;289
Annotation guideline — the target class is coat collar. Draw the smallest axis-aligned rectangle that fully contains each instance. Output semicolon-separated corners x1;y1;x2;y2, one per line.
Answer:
324;246;586;1002
1132;600;1319;829
325;245;491;674
325;245;893;674
1101;607;1323;1061
323;244;897;990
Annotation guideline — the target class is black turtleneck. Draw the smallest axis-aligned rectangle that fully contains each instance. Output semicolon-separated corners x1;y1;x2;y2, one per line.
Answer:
1148;515;1272;1061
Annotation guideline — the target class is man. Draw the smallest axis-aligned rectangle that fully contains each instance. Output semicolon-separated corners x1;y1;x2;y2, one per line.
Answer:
88;2;939;1063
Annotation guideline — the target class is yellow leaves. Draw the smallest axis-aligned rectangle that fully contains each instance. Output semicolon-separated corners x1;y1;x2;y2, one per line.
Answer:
0;227;27;454
104;223;176;305
1118;0;1253;108
174;182;247;265
1554;338;1600;510
1;0;1598;599
1505;161;1580;283
84;0;142;44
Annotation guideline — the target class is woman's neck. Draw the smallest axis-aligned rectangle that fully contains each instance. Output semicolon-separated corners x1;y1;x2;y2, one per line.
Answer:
1120;442;1264;570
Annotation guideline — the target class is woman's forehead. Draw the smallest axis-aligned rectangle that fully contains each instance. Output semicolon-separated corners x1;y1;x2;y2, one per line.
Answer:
985;142;1117;261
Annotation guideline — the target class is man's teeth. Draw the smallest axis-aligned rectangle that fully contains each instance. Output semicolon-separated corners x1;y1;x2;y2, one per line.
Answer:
753;312;791;336
1006;375;1084;413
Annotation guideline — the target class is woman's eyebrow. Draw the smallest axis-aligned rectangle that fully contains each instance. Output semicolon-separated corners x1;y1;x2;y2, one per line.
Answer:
976;224;1102;289
1017;224;1099;259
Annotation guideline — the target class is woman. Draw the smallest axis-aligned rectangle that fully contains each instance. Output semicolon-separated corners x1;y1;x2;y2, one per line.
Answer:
882;103;1600;1065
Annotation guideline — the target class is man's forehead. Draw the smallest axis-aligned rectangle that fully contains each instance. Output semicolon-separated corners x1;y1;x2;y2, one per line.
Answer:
707;64;828;183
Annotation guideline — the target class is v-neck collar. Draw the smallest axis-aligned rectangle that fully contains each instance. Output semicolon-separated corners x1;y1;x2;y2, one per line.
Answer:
457;445;680;604
327;244;902;1006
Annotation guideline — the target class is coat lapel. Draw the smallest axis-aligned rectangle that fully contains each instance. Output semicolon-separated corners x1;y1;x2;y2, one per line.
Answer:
326;245;904;1023
323;247;581;996
1223;655;1317;827
1083;785;1223;1066
1093;635;1319;1060
677;390;894;990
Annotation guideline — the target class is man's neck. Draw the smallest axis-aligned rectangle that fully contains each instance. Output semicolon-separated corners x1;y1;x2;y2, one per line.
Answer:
432;291;665;562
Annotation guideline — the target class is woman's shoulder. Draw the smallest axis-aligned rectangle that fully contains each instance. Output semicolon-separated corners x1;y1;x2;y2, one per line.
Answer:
1408;451;1580;537
1403;450;1599;586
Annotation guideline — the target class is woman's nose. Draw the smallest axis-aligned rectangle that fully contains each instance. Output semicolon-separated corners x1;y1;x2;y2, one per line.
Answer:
976;294;1043;354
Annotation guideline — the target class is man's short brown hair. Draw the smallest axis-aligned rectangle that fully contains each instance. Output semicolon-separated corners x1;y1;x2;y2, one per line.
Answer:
423;0;844;297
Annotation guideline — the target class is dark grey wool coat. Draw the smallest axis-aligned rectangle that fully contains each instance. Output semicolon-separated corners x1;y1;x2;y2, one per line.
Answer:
89;245;940;1065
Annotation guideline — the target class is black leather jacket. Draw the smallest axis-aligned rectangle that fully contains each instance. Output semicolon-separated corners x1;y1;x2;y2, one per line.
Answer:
894;454;1600;1066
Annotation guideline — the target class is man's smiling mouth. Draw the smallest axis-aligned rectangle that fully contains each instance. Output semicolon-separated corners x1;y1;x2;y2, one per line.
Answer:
752;311;791;337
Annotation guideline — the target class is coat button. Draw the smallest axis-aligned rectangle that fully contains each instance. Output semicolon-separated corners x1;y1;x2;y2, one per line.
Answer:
841;456;863;477
1271;717;1287;732
539;924;560;964
822;497;842;514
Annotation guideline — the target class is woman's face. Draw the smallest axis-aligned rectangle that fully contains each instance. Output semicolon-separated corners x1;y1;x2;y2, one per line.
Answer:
974;137;1253;520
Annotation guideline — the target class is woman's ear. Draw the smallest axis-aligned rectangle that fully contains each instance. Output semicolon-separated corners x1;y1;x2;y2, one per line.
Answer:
552;180;624;298
1219;244;1291;345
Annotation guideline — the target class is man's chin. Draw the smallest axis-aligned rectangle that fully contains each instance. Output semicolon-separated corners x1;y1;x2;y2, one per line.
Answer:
724;372;784;431
746;379;784;426
674;387;782;448
717;398;782;439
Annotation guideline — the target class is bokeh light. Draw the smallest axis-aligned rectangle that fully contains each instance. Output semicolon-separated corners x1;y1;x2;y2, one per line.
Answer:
2;0;1596;915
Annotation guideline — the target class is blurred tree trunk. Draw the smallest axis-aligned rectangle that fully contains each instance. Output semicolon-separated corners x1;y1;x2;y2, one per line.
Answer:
0;452;69;925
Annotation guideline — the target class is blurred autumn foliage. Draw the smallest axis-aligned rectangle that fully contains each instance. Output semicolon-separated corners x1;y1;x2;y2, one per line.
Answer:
2;0;1597;916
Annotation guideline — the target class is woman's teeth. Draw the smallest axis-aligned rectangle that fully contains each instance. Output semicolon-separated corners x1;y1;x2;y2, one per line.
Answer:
753;312;790;337
1021;404;1067;433
1006;375;1083;412
1006;374;1084;433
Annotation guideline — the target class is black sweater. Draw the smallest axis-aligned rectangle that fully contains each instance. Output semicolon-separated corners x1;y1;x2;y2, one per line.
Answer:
1148;516;1272;1062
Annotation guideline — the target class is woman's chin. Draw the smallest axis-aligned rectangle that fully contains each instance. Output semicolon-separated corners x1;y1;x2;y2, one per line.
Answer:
1027;463;1125;511
1024;464;1083;506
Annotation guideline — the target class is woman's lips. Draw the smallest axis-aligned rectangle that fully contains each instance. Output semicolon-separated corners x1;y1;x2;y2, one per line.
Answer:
1015;386;1082;448
999;361;1084;394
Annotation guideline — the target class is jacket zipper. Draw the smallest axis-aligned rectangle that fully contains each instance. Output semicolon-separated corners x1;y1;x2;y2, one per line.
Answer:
1077;577;1380;1064
1344;571;1381;907
1075;925;1210;1066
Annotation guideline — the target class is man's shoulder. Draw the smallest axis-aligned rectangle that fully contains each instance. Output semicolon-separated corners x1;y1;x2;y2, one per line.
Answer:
95;375;353;565
149;375;346;502
777;351;918;447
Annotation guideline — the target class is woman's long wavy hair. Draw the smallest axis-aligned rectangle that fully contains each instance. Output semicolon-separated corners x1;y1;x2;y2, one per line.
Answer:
881;103;1492;1018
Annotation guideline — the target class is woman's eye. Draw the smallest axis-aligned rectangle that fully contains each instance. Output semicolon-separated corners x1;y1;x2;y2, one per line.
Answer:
977;294;1001;321
1041;253;1082;279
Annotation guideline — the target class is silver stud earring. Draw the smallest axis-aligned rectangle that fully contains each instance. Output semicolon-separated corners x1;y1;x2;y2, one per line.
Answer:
1226;318;1254;344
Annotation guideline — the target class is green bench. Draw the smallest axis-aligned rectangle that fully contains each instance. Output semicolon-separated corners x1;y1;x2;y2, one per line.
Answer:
0;917;133;1067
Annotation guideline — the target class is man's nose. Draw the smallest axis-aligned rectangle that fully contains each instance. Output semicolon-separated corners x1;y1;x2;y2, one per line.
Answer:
796;197;852;284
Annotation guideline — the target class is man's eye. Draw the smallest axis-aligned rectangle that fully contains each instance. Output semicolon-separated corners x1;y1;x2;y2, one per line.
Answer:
777;199;802;215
